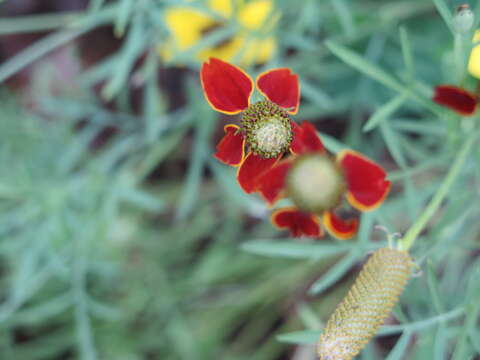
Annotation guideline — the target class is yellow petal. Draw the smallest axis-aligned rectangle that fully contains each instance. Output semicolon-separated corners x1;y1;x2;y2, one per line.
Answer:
208;0;235;17
238;0;273;30
164;7;213;50
199;35;245;63
468;30;480;79
241;36;276;65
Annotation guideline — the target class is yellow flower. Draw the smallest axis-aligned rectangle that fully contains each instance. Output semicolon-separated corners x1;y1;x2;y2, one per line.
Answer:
468;30;480;79
160;0;278;66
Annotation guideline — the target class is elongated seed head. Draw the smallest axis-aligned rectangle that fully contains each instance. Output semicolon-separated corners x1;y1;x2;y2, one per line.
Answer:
317;248;413;360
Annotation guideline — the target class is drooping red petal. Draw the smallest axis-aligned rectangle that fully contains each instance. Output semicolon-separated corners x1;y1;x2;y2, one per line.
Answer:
338;150;391;211
256;68;300;114
214;124;245;166
432;85;477;116
237;152;279;193
257;160;292;205
323;211;359;240
201;58;253;114
271;207;323;237
290;121;325;155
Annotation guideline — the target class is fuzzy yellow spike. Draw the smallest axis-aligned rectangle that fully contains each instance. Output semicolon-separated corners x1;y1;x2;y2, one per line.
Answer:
317;248;413;360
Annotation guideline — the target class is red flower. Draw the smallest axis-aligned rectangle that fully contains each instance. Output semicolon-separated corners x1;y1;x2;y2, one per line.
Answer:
258;122;391;240
433;85;477;116
201;58;300;194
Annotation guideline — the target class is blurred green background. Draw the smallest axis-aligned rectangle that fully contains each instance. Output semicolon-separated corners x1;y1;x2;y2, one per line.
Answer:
1;0;480;359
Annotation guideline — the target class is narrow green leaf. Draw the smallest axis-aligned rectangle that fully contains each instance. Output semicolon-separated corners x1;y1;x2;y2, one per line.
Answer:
301;81;334;110
378;307;464;336
363;94;407;132
329;0;355;38
427;260;445;314
433;0;454;33
399;26;415;81
434;324;448;360
102;16;146;100
325;40;443;116
114;0;134;37
380;121;418;219
0;7;116;83
385;330;412;360
241;240;352;259
276;330;319;344
308;252;358;295
297;303;322;329
451;304;476;360
175;99;215;221
89;0;106;12
325;40;403;93
0;12;80;35
318;131;347;154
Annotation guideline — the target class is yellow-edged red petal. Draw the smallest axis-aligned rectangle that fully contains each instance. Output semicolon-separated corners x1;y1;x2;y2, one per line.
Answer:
200;57;253;114
432;85;477;116
290;121;325;155
214;124;245;166
271;207;323;238
256;68;300;114
257;159;292;205
237;152;279;193
323;211;359;240
337;150;391;212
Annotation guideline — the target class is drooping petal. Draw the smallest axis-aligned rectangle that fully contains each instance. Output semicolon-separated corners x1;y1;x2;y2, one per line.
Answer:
214;124;245;166
201;58;253;114
271;207;323;237
257;160;292;205
290;121;325;155
432;85;477;116
338;150;391;212
323;211;359;240
237;152;279;193
256;68;300;114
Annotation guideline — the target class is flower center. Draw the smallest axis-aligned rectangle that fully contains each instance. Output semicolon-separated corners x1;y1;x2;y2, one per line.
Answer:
241;100;292;158
286;154;346;213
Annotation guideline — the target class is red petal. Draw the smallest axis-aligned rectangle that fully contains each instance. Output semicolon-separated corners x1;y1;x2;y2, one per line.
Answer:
338;150;391;211
256;68;300;114
290;121;325;155
201;58;253;114
237;152;279;193
271;207;323;237
432;85;477;116
257;160;292;205
214;124;245;166
323;211;359;240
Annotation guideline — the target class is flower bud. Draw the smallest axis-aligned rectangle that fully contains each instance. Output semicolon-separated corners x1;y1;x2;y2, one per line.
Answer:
453;4;474;34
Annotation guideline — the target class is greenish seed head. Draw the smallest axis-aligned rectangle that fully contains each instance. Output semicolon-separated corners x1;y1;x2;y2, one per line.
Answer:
286;154;346;213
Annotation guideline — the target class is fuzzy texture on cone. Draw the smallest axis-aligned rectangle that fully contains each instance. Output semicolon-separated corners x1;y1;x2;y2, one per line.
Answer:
317;248;413;360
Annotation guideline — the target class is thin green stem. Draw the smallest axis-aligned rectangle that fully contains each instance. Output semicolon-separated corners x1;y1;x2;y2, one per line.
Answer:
399;132;477;251
454;33;465;83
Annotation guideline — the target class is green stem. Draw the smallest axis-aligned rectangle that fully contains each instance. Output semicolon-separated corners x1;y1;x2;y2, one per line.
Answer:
399;132;477;251
454;32;465;84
